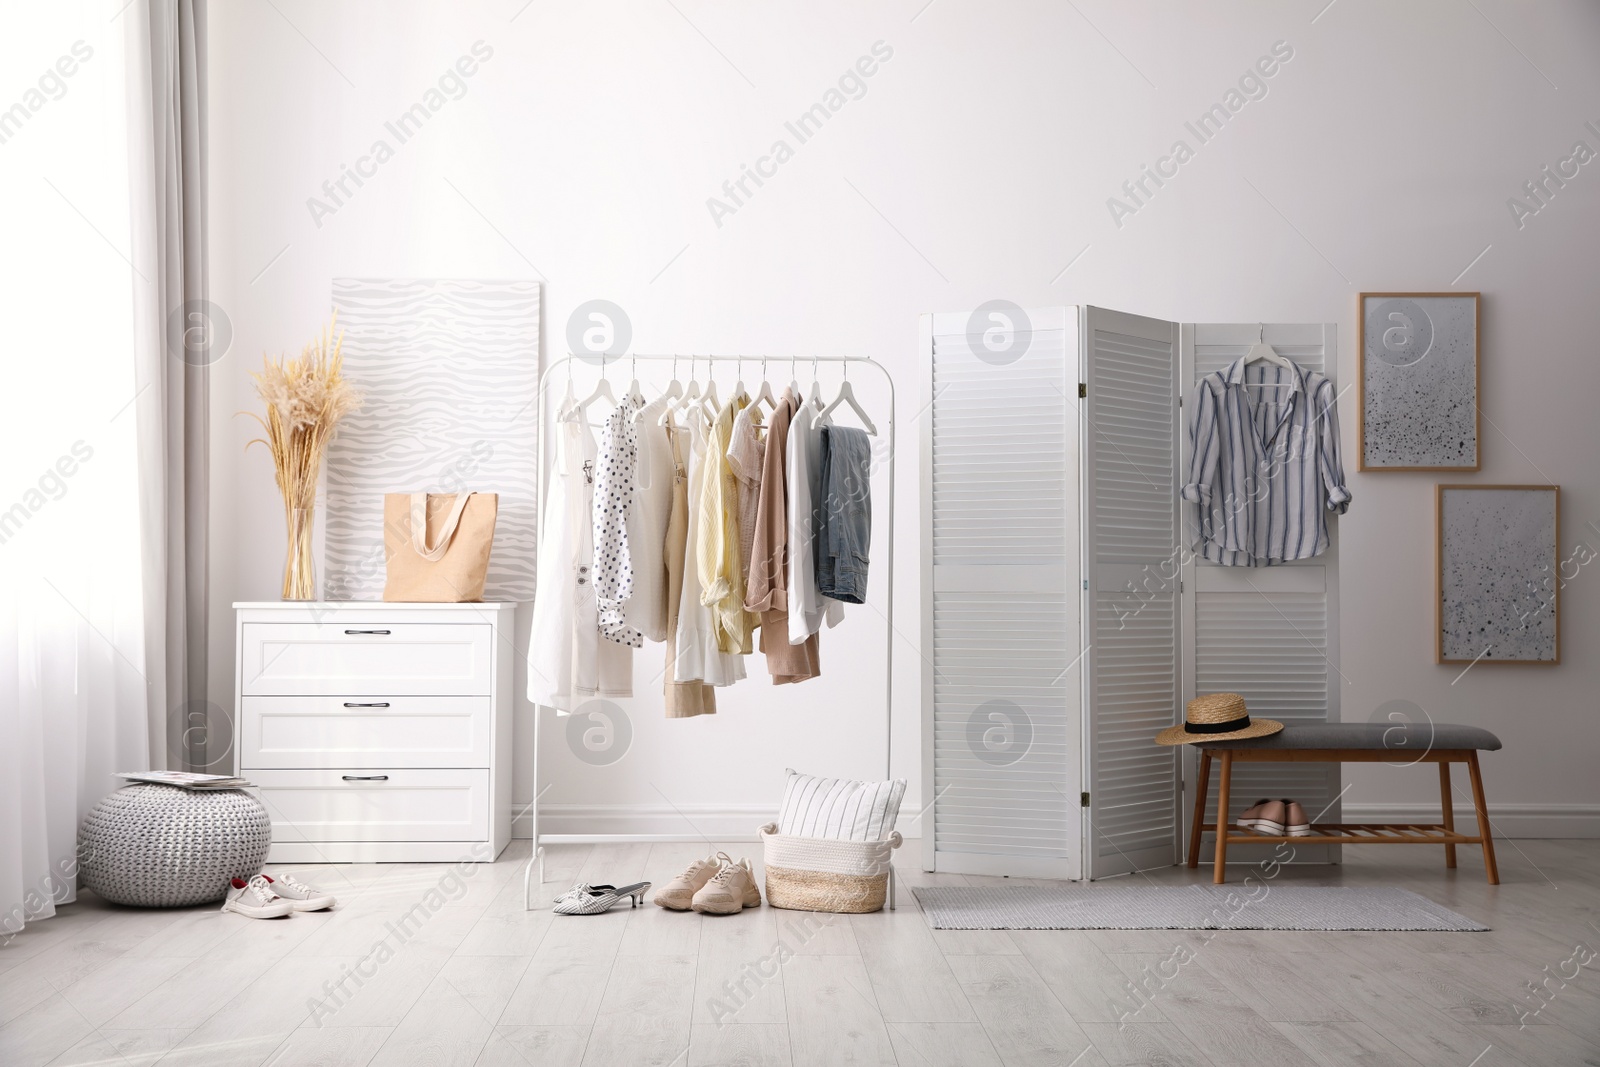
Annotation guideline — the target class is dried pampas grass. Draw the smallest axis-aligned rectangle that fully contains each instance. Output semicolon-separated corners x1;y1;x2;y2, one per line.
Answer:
246;315;362;597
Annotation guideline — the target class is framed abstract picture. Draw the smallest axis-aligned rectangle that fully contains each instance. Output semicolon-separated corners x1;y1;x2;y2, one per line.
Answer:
1359;292;1480;470
1436;485;1559;665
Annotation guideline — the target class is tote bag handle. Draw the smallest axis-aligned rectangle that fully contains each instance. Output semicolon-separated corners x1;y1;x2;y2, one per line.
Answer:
409;492;475;562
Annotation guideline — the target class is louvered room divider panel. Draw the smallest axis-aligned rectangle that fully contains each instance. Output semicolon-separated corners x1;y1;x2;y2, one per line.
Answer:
1088;581;1178;871
920;307;1081;878
930;589;1074;869
1082;307;1181;879
1180;323;1342;864
929;322;1071;567
1194;588;1336;830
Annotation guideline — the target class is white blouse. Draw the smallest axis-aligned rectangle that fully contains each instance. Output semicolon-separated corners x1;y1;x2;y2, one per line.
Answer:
527;393;632;708
625;397;674;643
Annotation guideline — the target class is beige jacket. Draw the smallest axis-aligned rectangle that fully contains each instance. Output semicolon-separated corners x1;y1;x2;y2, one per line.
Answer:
745;389;820;683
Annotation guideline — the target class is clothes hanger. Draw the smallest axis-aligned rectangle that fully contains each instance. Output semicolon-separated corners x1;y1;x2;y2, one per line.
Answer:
806;354;824;410
752;356;777;411
626;354;647;407
662;354;683;403
574;355;617;414
700;356;721;415
787;356;801;399
731;356;751;406
659;354;693;426
817;359;878;435
1242;324;1296;386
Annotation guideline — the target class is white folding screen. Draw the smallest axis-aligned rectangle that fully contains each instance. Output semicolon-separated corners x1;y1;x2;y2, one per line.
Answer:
1180;323;1342;864
1080;307;1182;880
920;310;1343;880
919;308;1082;878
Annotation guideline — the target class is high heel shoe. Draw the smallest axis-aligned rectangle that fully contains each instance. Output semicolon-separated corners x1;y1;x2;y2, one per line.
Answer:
552;881;652;915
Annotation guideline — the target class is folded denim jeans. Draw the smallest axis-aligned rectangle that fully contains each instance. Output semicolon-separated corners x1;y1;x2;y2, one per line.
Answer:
815;425;871;604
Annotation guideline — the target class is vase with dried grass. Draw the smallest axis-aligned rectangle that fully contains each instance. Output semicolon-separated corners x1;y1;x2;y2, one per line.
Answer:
246;316;362;600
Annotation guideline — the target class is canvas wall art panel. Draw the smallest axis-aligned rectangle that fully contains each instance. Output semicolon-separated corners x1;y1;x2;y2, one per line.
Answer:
324;278;541;601
1436;485;1558;664
1360;293;1479;470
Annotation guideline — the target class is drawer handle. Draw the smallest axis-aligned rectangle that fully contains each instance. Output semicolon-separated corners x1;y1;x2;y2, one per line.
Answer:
342;702;391;708
344;629;391;635
341;775;390;782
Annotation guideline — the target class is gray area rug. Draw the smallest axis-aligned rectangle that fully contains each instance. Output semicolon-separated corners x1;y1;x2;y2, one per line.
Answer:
911;885;1487;931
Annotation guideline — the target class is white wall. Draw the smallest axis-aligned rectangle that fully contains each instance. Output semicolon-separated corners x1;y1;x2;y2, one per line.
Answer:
207;0;1600;840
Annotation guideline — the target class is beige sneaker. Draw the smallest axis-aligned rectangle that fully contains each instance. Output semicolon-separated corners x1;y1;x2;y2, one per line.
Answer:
653;854;721;911
691;855;761;915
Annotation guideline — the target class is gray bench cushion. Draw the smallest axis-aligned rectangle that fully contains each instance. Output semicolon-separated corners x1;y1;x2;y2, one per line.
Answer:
1197;722;1501;751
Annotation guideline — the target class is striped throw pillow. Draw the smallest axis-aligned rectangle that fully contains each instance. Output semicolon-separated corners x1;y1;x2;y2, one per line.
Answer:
777;769;906;841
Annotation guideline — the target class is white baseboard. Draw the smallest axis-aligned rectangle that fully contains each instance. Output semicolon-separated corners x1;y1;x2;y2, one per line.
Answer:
512;804;927;842
512;804;773;842
1341;803;1600;839
512;802;1595;842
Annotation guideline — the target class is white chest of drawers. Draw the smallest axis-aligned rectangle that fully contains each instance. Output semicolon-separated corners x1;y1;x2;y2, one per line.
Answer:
234;601;515;863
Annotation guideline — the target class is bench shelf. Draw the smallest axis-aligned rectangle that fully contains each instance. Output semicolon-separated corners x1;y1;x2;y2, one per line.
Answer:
1203;823;1483;845
1188;746;1499;885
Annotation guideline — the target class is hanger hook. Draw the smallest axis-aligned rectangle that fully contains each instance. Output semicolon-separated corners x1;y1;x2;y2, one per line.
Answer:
1257;322;1263;344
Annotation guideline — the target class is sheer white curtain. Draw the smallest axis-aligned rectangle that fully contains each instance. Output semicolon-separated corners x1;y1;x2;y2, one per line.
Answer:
0;2;156;936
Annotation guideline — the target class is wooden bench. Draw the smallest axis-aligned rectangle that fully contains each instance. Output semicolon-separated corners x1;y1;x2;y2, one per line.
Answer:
1186;723;1502;885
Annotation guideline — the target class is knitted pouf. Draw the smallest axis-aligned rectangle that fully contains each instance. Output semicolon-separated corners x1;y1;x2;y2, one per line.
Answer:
77;784;272;907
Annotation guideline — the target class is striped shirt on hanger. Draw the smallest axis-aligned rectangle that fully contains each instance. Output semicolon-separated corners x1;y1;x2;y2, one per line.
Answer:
1182;356;1351;566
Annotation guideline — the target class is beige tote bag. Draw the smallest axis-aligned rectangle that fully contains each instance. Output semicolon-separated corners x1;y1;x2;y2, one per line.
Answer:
382;491;497;602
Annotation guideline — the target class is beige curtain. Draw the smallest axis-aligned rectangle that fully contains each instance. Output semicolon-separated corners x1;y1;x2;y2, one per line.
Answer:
129;0;212;771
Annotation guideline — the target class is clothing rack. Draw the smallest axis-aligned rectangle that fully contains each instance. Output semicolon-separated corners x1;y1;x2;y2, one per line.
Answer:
523;353;897;907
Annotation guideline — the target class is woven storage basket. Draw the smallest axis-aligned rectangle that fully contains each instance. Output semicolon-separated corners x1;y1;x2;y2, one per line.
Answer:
759;822;902;914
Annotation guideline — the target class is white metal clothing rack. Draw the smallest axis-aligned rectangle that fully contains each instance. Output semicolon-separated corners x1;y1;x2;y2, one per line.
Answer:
523;353;897;908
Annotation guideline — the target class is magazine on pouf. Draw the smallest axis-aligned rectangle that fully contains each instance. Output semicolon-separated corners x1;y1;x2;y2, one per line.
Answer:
116;771;253;791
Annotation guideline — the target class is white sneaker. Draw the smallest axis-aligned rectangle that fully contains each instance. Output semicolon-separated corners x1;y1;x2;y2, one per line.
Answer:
263;873;337;912
221;875;292;919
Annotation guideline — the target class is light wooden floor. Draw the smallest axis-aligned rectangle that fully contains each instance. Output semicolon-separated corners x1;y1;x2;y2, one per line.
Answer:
2;837;1597;1066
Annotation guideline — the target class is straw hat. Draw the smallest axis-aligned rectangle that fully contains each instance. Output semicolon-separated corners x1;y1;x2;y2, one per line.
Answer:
1154;693;1282;746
